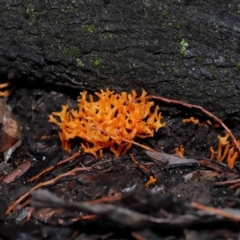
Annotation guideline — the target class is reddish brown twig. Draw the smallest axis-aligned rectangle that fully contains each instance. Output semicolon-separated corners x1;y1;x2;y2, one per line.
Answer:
92;126;156;152
191;202;240;221
147;95;240;155
121;137;156;152
131;232;146;240
213;178;240;189
28;152;81;182
5;166;91;215
228;182;240;189
87;195;122;204
130;154;150;173
214;178;240;186
72;215;98;222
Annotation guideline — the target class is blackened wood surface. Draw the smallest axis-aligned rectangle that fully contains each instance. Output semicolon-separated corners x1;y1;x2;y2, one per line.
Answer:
1;1;240;121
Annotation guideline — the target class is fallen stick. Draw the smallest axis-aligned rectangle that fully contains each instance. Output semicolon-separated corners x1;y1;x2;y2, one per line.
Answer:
147;95;240;155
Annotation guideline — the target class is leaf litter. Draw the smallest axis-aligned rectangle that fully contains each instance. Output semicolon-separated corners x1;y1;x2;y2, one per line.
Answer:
0;85;240;239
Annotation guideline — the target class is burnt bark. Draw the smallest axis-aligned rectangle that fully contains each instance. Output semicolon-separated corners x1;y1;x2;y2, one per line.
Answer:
1;0;240;121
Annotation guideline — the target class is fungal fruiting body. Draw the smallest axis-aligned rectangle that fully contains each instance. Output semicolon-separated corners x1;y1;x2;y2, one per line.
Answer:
49;89;166;157
182;116;212;127
210;133;239;169
175;145;184;157
183;117;238;168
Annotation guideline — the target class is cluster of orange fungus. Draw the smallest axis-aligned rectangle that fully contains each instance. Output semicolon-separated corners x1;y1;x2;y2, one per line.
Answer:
210;133;239;169
174;145;184;157
49;89;166;157
183;117;211;127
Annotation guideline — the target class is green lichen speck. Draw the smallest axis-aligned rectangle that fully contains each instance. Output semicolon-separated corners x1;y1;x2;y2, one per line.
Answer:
86;25;95;33
180;38;188;56
92;59;101;67
76;58;84;67
236;62;240;71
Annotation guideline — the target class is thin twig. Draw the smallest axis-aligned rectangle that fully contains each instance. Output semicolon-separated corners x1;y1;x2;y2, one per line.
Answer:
92;126;156;152
5;166;91;215
191;201;240;221
28;152;81;182
147;95;240;155
228;182;240;189
214;178;240;186
87;195;122;204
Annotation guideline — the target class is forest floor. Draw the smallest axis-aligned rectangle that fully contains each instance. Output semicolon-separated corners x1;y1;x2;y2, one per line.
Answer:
0;81;240;240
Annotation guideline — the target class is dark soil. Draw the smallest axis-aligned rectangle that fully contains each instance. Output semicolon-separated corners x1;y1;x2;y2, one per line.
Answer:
0;81;240;240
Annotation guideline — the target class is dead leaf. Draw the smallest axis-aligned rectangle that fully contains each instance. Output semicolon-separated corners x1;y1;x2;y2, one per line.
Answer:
0;99;22;162
144;151;199;167
198;170;220;181
3;161;31;183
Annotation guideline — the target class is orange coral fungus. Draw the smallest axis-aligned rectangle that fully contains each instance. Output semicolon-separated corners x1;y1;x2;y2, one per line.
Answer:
183;117;199;125
209;146;215;160
183;116;211;127
210;133;239;169
174;145;184;157
49;89;166;157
